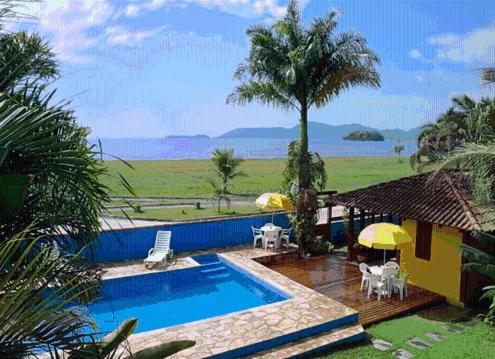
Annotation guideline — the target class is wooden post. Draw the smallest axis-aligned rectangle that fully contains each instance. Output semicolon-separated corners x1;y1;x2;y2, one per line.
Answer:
359;210;366;230
327;204;333;243
347;207;355;261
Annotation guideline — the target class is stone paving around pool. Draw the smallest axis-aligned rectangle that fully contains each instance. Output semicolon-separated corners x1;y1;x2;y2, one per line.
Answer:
104;246;364;358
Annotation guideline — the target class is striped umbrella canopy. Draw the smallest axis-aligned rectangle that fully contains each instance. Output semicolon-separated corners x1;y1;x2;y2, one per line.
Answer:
358;223;413;264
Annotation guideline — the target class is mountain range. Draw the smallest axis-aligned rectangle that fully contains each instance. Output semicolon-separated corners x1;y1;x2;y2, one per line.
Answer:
218;122;420;141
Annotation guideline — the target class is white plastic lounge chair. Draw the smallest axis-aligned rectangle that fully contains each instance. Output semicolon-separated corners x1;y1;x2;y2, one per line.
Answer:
144;231;173;267
279;227;292;249
391;273;410;300
368;274;387;301
359;263;371;291
264;230;279;250
252;226;263;248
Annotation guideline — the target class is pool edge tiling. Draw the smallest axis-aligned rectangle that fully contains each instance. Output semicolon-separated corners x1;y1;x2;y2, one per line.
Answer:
119;250;363;358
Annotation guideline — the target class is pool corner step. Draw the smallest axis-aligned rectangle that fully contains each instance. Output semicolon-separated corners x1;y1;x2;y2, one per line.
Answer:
244;323;365;358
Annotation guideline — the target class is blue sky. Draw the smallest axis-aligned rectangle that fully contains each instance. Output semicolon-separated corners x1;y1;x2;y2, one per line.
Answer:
16;0;495;138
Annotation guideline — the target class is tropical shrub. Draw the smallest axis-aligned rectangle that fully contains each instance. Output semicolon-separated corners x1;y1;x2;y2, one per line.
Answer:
460;231;495;326
282;140;327;255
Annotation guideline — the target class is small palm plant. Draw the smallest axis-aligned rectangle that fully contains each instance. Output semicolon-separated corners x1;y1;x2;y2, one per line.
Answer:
393;144;405;162
208;149;246;212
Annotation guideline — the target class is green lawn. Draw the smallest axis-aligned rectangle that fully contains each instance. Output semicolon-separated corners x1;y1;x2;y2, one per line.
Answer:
110;205;276;221
103;157;414;198
318;307;495;358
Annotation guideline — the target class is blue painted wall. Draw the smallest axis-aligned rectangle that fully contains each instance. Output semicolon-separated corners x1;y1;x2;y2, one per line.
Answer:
329;215;398;245
92;214;290;262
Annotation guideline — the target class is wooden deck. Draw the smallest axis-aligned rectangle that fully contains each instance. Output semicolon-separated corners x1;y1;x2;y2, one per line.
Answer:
257;253;446;327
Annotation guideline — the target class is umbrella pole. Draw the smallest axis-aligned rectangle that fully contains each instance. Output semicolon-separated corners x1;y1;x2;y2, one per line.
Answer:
383;249;386;265
271;213;275;224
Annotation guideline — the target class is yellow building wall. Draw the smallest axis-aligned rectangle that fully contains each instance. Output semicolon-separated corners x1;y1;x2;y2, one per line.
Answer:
400;219;463;304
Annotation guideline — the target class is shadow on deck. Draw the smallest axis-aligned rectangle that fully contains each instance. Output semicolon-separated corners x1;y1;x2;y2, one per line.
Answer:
256;253;446;327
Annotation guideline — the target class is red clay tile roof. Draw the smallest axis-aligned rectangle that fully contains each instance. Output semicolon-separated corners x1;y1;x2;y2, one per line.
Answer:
327;171;485;231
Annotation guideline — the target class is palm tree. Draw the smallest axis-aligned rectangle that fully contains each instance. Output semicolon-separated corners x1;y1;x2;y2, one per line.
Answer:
209;149;246;211
411;95;495;171
227;0;380;253
0;31;57;92
392;144;405;161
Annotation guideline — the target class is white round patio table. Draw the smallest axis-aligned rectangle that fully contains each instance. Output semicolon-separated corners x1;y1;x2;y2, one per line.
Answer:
260;225;282;249
370;265;398;297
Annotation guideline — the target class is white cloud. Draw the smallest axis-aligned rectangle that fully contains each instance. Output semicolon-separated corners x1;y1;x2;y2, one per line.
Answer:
20;0;115;63
105;26;166;46
409;48;422;59
123;0;308;20
428;23;495;64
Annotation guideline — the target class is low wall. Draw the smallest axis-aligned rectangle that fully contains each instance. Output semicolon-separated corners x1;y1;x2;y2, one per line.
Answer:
92;213;290;263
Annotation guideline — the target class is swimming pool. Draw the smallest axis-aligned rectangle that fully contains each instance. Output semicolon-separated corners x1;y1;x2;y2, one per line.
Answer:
88;254;289;334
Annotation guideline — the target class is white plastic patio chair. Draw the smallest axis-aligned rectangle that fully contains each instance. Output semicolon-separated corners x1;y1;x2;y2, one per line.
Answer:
367;274;387;301
391;273;410;300
252;226;263;248
384;261;400;272
144;231;173;267
264;230;279;250
381;266;398;297
279;227;292;249
264;222;275;227
359;263;371;291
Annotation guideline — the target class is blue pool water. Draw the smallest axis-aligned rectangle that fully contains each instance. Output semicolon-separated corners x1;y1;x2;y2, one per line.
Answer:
87;254;289;334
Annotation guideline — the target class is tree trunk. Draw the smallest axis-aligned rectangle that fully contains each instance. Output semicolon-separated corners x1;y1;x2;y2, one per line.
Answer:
296;103;313;256
299;104;309;189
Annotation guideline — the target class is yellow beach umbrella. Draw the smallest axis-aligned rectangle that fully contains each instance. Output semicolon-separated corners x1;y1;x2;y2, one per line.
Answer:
358;223;413;264
255;193;293;223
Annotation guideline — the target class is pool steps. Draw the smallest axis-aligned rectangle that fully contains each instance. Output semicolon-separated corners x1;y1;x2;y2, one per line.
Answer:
190;253;364;358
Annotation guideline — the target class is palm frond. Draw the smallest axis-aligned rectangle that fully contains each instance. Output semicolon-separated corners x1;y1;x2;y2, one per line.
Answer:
0;232;98;357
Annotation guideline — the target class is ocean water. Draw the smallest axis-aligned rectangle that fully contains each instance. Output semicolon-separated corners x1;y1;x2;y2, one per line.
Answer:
92;138;414;160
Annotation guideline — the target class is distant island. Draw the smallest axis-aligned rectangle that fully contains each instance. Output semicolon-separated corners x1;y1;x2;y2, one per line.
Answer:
343;130;384;141
217;121;419;141
165;134;210;139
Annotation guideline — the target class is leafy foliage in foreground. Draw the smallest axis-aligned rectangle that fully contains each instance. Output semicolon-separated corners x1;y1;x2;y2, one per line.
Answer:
0;232;98;357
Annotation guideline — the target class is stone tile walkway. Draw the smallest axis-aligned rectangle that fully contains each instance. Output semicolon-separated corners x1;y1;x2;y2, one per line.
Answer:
425;331;447;342
392;348;414;359
406;337;432;350
372;338;393;351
